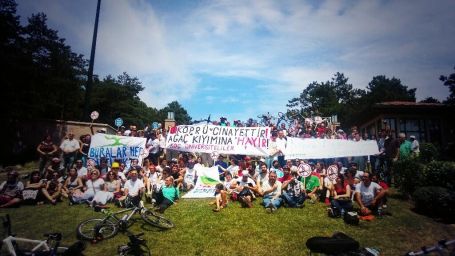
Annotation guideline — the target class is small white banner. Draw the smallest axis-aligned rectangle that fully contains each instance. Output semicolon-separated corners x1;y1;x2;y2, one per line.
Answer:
88;133;147;166
166;125;271;156
182;166;221;198
284;138;379;159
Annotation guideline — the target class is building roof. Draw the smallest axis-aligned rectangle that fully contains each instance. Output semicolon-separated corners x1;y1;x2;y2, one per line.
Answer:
374;101;445;108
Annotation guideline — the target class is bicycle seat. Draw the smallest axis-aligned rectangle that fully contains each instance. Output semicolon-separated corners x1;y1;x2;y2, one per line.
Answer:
44;233;62;241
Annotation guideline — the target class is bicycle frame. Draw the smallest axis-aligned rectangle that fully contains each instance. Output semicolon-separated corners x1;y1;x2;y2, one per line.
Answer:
99;205;142;228
2;236;66;256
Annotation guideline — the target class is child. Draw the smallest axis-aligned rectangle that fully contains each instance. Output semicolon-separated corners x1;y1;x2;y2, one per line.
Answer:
212;183;227;212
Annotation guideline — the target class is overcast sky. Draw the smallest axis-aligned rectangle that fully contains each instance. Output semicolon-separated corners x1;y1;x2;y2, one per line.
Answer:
17;0;454;123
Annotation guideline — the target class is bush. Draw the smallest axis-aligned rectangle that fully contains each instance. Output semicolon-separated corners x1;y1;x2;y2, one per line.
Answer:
423;161;455;190
412;186;455;222
393;159;425;195
419;143;439;163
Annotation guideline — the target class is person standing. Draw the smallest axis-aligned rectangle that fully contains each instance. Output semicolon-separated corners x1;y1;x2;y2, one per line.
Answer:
59;132;80;175
398;133;412;160
410;135;420;158
36;135;58;176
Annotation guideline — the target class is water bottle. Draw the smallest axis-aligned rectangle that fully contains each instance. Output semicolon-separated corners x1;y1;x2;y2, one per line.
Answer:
377;207;383;218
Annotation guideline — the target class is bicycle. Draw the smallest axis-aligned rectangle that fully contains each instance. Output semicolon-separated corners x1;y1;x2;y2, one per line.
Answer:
1;214;86;256
77;200;174;241
117;232;151;256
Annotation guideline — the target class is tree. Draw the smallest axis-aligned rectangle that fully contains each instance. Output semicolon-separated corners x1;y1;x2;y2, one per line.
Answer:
420;97;441;104
159;101;192;125
90;72;159;128
440;66;455;105
286;72;365;127
365;75;416;103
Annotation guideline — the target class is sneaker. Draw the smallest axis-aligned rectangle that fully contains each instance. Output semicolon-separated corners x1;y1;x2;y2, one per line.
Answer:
295;203;304;208
266;203;273;213
324;198;330;206
271;206;277;213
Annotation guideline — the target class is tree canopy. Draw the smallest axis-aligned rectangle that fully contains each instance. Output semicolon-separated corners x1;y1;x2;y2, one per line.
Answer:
1;0;190;128
286;73;418;129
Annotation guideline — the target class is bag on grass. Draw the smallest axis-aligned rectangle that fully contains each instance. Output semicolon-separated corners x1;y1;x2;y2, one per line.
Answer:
344;211;360;225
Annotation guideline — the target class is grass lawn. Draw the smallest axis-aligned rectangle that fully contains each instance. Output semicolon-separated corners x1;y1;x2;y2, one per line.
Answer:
1;189;455;256
1;165;455;255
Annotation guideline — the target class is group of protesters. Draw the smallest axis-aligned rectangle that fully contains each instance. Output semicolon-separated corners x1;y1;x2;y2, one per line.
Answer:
1;115;419;221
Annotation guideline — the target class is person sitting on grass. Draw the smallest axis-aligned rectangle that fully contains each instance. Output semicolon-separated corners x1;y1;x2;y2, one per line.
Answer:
302;172;320;203
41;170;62;205
155;176;179;213
329;173;353;216
70;169;104;205
223;172;237;199
371;174;389;209
0;170;24;208
22;170;46;205
61;167;83;200
211;183;227;212
260;171;282;213
92;171;121;207
119;169;145;208
281;169;305;208
355;172;386;216
235;170;257;208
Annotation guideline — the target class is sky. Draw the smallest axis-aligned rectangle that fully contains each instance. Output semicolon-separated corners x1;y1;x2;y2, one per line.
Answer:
16;0;455;124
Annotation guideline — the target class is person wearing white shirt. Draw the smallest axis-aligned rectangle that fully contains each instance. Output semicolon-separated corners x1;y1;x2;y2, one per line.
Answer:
120;169;145;207
59;132;80;174
276;130;287;167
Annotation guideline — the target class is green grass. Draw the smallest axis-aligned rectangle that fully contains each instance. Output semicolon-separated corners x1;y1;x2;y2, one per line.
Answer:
1;190;455;256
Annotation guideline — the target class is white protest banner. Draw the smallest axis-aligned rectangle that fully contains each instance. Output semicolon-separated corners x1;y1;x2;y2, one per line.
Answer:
166;125;271;156
88;133;146;166
284;138;379;160
182;166;220;198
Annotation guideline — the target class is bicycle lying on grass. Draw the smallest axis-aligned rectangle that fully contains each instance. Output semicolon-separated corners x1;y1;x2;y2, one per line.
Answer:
1;214;86;256
77;200;174;241
117;232;151;256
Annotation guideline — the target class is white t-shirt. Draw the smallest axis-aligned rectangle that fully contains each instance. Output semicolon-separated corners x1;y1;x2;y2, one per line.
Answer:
77;166;88;178
124;179;144;197
227;165;239;177
60;139;80;153
146;138;160;154
276;137;287;156
236;177;256;187
261;180;282;198
355;182;382;206
184;168;197;186
86;179;104;195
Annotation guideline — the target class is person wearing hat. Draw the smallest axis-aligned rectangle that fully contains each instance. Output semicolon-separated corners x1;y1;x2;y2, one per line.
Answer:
0;170;24;208
409;135;420;157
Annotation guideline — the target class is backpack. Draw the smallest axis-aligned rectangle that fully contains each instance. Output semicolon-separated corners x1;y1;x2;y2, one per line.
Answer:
344;211;360;225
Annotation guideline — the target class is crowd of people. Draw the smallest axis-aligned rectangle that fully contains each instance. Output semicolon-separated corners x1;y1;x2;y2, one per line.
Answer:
1;116;420;222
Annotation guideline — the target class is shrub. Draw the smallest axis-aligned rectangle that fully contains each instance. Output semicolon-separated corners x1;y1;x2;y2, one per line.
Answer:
423;161;455;190
393;159;425;195
418;143;439;163
412;186;455;222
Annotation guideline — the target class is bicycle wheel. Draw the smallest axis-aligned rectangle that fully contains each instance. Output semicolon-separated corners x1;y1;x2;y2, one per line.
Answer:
77;218;118;240
141;210;174;229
